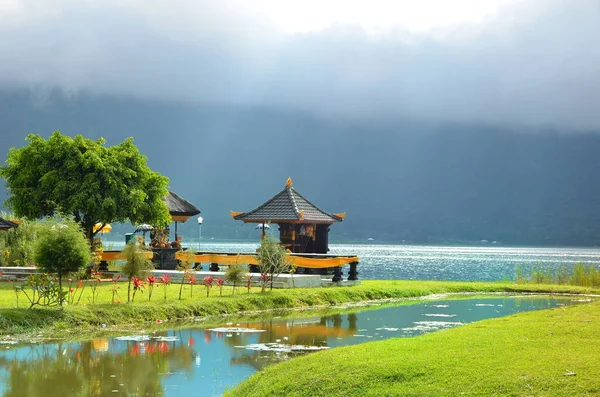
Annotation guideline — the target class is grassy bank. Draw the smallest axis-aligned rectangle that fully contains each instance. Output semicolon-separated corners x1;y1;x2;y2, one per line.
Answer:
0;280;599;337
226;300;600;396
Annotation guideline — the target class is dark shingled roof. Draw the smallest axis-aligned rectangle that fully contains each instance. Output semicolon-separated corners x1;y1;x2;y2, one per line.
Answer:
164;191;201;217
234;180;343;224
0;217;18;231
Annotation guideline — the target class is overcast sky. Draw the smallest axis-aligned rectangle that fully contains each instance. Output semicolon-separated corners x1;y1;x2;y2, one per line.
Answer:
1;0;599;129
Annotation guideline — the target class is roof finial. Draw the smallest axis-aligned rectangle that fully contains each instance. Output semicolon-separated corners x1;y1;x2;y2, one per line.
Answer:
286;177;293;187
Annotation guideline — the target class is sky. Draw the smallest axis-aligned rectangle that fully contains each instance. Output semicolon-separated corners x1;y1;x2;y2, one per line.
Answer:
0;0;599;131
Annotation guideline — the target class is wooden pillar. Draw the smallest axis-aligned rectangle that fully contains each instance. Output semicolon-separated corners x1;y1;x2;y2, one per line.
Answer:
249;264;260;273
348;261;359;280
98;261;109;272
332;266;343;282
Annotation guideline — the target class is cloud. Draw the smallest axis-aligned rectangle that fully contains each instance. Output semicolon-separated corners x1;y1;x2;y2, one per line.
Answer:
0;0;599;129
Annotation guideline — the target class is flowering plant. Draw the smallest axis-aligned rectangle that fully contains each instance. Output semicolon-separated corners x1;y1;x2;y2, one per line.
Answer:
189;275;196;298
147;275;156;301
160;274;171;300
111;274;121;303
203;276;214;297
131;277;145;302
217;278;225;296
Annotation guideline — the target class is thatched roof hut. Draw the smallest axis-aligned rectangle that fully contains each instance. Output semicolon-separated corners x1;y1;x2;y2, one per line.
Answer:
164;191;201;222
0;217;18;231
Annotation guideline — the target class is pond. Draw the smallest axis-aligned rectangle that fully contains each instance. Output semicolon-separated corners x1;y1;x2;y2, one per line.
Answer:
0;296;590;396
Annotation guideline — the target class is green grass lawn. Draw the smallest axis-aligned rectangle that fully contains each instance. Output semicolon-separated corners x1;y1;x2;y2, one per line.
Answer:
226;300;600;396
0;279;598;338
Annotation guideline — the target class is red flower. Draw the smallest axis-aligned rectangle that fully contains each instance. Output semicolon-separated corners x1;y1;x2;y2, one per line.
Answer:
113;274;121;283
160;274;171;285
147;275;156;285
203;276;214;287
188;275;196;285
77;280;83;289
133;277;145;290
217;278;225;287
69;288;75;294
260;273;271;282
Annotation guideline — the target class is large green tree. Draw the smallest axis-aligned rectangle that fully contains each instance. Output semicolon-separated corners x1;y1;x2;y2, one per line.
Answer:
0;131;171;243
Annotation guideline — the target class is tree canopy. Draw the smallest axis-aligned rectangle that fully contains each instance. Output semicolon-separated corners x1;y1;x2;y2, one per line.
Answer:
0;131;171;242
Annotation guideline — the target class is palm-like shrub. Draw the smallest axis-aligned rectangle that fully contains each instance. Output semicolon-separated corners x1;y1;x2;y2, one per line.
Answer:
121;241;154;302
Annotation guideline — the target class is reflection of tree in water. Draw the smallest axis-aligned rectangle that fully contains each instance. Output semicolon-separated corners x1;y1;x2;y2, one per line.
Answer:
2;336;195;397
226;313;359;372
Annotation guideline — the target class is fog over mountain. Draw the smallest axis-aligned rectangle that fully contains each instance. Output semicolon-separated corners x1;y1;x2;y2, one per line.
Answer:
1;1;600;245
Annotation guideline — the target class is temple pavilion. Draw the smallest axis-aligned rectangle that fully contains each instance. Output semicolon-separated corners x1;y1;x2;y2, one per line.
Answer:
231;178;345;254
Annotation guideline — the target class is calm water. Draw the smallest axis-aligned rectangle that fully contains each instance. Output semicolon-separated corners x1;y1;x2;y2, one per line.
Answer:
106;240;600;281
0;296;585;396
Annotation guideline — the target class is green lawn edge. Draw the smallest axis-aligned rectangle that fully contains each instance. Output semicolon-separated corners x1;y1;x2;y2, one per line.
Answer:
0;280;598;338
226;299;600;397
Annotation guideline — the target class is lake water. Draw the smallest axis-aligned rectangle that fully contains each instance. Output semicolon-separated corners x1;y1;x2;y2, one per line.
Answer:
106;240;600;281
0;296;587;396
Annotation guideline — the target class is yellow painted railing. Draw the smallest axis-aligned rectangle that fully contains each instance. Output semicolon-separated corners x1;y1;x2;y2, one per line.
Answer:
174;251;359;269
99;250;154;261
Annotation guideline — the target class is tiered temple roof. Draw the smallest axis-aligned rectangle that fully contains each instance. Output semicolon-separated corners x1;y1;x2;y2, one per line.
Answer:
231;178;345;224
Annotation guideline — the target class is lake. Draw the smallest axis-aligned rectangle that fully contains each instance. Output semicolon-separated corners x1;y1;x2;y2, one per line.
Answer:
105;240;600;281
0;296;586;396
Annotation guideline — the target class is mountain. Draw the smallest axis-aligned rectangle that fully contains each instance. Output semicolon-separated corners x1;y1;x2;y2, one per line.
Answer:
1;89;600;246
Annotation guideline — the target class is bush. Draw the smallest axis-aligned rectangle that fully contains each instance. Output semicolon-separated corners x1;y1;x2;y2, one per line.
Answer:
121;241;154;302
255;237;294;291
34;215;92;303
0;216;43;267
225;264;247;294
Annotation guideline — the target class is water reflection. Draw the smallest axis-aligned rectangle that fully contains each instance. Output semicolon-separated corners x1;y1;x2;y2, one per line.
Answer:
0;335;195;396
0;296;587;397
